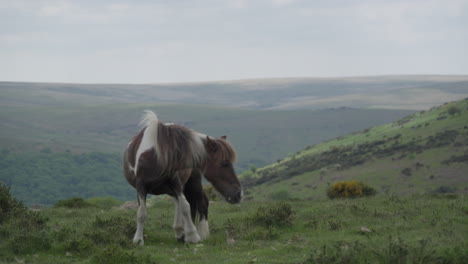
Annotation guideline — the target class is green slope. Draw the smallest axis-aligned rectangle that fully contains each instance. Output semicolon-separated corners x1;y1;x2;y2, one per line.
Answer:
0;103;413;172
244;99;468;200
0;103;414;205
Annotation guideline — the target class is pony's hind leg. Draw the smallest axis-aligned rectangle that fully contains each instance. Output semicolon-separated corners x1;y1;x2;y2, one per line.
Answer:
133;193;147;245
172;197;185;242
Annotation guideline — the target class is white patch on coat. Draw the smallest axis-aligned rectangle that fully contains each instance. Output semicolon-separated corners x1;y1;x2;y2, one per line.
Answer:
190;132;206;167
172;197;184;240
134;111;159;175
177;194;200;243
133;195;147;245
198;219;209;240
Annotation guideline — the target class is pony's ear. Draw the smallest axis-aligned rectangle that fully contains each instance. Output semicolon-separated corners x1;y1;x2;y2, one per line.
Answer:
220;135;227;140
206;136;218;153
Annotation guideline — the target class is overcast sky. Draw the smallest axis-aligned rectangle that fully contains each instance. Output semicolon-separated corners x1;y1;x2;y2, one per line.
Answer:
1;0;467;83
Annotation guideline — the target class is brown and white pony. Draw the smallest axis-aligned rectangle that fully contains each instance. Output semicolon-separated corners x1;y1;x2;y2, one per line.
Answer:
123;111;242;245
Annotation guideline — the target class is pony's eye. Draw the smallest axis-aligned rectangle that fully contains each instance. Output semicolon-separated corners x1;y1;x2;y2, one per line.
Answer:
221;161;230;167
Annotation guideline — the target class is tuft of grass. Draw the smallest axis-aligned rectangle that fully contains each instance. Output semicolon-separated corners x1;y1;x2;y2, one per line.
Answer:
86;196;122;209
269;190;293;201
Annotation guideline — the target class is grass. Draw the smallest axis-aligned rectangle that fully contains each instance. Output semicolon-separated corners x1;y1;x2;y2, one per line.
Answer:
1;193;467;264
246;99;468;200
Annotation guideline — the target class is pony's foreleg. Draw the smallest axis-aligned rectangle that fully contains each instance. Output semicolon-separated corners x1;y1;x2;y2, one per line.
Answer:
176;194;201;243
198;192;210;240
133;193;147;245
172;197;185;242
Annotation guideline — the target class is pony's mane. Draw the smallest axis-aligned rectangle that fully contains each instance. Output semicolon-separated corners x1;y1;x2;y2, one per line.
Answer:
206;137;237;164
137;110;236;174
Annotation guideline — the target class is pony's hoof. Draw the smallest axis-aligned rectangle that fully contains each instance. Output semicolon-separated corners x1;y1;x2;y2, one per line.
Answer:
198;220;210;240
184;232;201;243
133;238;144;246
177;235;185;243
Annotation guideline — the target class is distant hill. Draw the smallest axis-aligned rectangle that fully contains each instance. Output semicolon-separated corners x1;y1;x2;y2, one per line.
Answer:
2;76;466;205
0;103;412;173
243;99;468;200
1;75;467;110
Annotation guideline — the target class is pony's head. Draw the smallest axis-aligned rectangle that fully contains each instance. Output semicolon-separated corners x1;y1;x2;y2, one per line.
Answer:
203;136;242;204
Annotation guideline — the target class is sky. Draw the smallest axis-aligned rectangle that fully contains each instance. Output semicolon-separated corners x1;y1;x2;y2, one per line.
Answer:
1;0;467;83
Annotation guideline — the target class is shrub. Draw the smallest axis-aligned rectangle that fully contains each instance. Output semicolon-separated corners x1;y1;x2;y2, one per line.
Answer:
0;182;47;228
0;182;24;223
54;197;92;208
432;186;457;194
0;182;50;254
447;106;461;116
401;168;412;177
251;202;294;227
86;216;136;247
7;230;51;254
327;180;376;199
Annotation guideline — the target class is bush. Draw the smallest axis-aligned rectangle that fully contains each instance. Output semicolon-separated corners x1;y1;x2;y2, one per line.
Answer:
0;182;24;223
55;197;92;208
251;202;294;227
0;182;50;254
432;186;457;194
7;231;51;254
447;106;461;116
327;180;376;199
0;182;47;228
84;216;136;248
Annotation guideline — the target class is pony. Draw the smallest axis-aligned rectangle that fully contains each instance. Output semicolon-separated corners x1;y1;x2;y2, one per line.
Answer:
123;111;242;245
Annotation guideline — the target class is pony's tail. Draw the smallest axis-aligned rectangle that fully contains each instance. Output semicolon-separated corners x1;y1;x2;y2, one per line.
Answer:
139;110;159;128
138;110;160;163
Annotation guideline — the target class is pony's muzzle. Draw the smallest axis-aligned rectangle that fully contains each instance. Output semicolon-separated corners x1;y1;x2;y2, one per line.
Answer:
226;190;242;204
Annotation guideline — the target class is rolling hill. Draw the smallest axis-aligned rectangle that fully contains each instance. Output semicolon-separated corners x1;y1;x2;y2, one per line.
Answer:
0;104;413;205
243;98;468;200
1;75;467;110
1;76;467;205
0;103;413;172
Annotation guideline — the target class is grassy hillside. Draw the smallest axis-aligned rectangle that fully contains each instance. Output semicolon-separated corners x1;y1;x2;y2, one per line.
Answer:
1;102;414;205
244;99;468;200
1;183;467;263
0;103;413;172
1;75;467;110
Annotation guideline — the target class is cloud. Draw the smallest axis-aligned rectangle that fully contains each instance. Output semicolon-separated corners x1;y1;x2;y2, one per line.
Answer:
0;0;467;83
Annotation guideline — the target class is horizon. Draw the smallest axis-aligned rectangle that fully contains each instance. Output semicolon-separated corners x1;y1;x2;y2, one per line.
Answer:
2;74;468;86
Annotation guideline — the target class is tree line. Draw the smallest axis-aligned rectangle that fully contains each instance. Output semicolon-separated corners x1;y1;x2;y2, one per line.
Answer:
0;150;133;206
